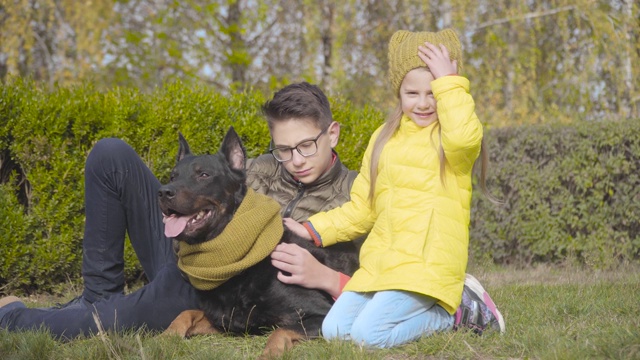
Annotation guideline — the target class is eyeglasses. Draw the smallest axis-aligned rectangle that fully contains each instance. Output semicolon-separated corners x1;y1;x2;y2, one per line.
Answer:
269;127;329;162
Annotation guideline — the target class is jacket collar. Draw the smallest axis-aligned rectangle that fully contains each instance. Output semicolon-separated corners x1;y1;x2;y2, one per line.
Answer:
399;114;438;135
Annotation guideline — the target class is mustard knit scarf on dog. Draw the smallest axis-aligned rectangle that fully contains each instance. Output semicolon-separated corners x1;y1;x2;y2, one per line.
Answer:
177;188;284;291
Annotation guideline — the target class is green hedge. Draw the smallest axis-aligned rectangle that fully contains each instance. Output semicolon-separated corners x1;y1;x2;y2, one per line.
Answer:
470;120;640;268
0;78;638;294
0;79;382;293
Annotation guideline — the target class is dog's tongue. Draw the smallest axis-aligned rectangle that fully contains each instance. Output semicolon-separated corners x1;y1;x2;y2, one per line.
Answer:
163;214;190;238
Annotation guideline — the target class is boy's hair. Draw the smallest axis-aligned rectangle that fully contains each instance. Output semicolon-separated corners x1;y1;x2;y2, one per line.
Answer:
262;82;333;130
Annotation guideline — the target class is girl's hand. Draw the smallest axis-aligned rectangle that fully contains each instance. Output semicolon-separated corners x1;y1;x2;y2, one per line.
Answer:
417;42;458;79
283;217;312;240
270;243;340;297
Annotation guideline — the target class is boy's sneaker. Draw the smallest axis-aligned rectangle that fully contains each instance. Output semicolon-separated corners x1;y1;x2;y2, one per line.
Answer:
453;274;505;335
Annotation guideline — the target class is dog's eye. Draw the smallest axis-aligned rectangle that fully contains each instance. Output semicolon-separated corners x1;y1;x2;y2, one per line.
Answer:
199;172;210;178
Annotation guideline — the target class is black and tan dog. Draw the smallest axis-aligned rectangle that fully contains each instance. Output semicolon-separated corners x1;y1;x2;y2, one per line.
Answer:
158;127;359;358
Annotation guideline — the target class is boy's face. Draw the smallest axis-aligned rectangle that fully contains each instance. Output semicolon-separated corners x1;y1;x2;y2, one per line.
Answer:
270;118;339;185
400;68;438;128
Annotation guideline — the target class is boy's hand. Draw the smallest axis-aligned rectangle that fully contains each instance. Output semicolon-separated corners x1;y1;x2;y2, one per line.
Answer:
418;42;458;79
283;217;312;240
270;243;341;297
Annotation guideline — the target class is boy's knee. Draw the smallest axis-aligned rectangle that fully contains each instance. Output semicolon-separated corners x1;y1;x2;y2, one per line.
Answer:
86;138;135;170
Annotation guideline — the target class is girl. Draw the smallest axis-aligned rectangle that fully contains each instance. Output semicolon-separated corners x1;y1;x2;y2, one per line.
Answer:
284;29;497;348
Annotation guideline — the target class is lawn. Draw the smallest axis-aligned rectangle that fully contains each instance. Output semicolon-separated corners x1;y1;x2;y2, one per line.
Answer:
1;264;639;359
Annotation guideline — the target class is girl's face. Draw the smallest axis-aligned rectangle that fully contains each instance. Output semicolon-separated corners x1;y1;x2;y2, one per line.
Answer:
399;68;438;127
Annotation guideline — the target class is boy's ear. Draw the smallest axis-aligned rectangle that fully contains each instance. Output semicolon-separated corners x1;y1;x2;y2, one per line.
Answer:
327;121;340;149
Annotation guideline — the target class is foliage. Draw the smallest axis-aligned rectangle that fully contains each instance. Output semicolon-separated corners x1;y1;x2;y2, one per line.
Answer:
1;1;638;123
471;118;640;268
0;0;113;87
0;79;383;293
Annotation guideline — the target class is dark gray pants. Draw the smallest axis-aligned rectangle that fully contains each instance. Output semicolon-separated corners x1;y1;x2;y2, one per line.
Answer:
0;138;199;339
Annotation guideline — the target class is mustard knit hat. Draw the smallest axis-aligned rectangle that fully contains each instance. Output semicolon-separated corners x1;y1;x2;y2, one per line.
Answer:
388;28;463;95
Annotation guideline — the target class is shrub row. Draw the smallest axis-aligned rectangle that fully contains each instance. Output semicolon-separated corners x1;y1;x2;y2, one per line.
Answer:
0;78;638;293
471;120;640;268
0;79;381;293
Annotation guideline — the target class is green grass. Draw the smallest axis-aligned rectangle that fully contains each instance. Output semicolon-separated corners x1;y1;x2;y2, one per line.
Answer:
1;265;639;359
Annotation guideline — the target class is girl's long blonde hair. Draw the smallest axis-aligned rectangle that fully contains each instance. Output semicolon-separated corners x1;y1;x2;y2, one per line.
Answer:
367;104;494;203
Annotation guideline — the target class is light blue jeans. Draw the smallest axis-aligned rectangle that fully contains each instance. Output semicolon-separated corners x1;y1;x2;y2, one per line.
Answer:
322;290;454;348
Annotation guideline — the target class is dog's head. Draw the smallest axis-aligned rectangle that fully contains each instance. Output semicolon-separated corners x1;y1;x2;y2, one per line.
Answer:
158;126;247;244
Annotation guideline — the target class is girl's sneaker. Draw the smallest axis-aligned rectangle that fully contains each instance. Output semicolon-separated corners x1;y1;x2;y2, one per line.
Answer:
453;274;506;335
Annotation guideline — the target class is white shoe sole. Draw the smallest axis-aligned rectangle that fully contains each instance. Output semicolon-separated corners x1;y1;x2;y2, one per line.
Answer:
465;274;506;333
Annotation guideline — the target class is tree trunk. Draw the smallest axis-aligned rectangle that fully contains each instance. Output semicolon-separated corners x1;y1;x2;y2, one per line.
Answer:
621;0;635;119
228;0;247;86
320;0;334;92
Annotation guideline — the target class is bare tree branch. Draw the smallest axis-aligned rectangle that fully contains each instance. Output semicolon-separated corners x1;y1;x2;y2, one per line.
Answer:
246;16;280;47
32;31;55;90
203;15;228;46
469;5;577;33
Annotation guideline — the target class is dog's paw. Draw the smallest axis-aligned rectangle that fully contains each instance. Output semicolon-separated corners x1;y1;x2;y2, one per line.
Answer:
161;322;189;338
259;328;306;359
161;309;218;338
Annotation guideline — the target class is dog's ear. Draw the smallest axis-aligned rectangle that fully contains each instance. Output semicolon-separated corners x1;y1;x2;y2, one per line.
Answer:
177;132;192;163
220;126;246;171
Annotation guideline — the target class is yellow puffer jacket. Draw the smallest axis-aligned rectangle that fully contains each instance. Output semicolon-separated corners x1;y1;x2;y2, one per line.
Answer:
307;76;482;314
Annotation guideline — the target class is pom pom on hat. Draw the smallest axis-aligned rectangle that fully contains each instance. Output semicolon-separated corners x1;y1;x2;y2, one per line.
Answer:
388;29;463;95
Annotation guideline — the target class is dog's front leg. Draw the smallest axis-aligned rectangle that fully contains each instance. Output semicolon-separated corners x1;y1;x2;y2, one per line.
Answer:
259;328;306;360
162;309;219;337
